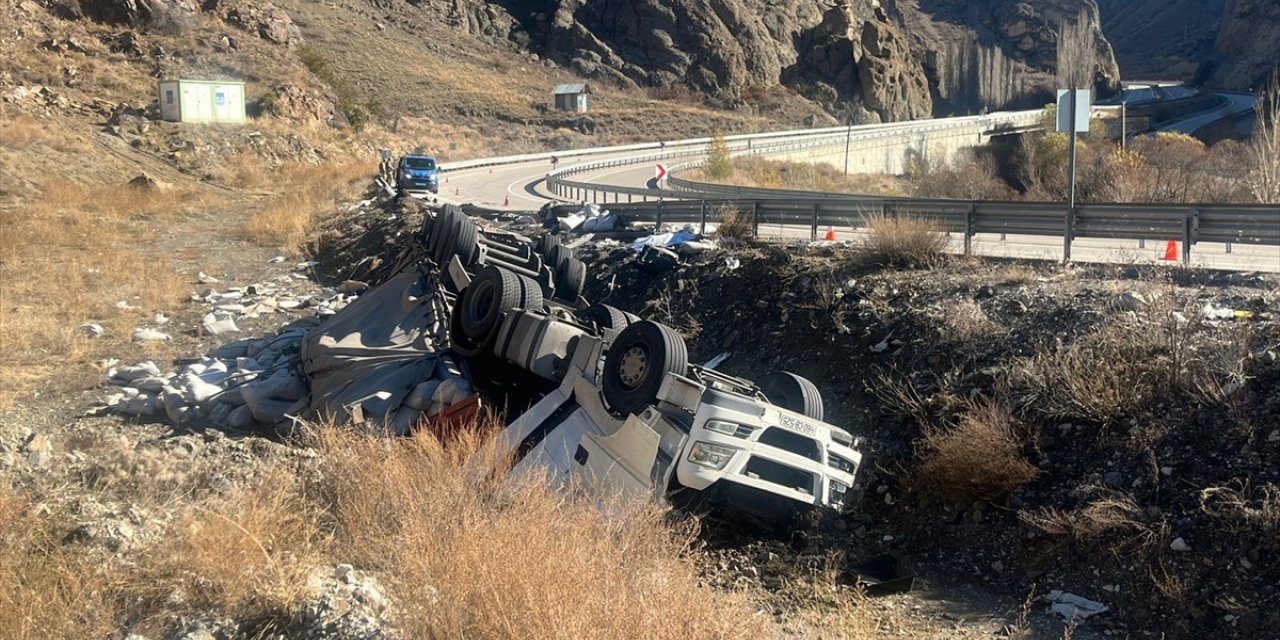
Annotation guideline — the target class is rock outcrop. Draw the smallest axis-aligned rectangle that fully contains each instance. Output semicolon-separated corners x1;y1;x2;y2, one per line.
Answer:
1207;0;1280;90
437;0;1120;121
1097;0;1224;81
53;0;302;47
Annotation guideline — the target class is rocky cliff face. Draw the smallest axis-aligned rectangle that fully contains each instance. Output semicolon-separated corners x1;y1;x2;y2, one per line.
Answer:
437;0;1119;121
1207;0;1280;90
1096;0;1223;81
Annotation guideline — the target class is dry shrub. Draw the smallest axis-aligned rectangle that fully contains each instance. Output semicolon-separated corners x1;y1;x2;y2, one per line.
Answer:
916;399;1038;504
712;204;754;243
910;154;1012;200
935;299;1002;345
1021;487;1168;552
858;211;948;268
308;424;768;640
991;263;1039;286
1200;483;1280;547
243;161;372;251
1010;297;1255;427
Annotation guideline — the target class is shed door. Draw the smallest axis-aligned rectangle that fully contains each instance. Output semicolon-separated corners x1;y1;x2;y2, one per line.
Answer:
212;84;243;122
182;84;212;122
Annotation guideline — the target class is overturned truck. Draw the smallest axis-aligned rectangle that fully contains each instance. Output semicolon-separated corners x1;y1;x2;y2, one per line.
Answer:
284;204;865;527
424;205;865;526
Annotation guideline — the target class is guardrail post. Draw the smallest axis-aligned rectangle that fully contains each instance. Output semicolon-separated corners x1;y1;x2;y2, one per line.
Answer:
964;203;975;256
657;198;665;230
752;201;760;236
1184;207;1196;265
811;203;819;241
1063;206;1076;262
700;201;708;235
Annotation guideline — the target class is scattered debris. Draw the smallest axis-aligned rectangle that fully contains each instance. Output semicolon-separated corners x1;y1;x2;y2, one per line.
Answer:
1047;590;1110;622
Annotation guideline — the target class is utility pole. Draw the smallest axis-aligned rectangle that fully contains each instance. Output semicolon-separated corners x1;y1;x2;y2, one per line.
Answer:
1121;101;1127;149
843;114;853;175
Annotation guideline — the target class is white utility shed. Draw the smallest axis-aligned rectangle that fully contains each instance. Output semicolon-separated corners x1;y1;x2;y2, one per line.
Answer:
158;79;246;124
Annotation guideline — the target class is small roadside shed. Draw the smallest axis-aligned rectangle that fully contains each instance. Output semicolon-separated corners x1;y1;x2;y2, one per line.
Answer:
158;79;246;124
552;83;590;113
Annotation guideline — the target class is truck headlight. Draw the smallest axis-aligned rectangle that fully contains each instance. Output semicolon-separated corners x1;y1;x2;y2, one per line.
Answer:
704;420;756;439
828;453;856;474
829;480;849;509
688;441;738;471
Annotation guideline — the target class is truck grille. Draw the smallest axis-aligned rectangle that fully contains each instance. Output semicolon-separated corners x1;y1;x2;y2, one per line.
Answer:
743;457;816;497
757;427;821;462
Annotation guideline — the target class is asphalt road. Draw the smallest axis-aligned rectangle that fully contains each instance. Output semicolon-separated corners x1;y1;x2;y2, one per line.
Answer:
1156;93;1258;134
441;123;1278;273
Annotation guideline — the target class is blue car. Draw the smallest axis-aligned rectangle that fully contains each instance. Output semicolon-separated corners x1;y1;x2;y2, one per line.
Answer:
397;154;439;194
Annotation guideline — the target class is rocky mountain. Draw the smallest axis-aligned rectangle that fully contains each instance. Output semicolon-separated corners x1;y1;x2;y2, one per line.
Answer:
437;0;1120;121
1096;0;1223;81
1207;0;1280;91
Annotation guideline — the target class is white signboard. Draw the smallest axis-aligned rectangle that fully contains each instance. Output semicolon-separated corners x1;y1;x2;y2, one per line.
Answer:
1056;89;1092;133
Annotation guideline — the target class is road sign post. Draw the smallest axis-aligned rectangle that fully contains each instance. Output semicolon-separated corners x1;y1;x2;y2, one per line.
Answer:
1057;88;1091;262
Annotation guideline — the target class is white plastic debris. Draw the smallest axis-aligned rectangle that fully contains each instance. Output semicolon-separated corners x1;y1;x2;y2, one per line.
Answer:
1201;303;1235;320
79;323;105;338
724;256;741;270
1170;537;1191;552
132;327;171;342
153;312;170;325
268;256;286;264
1047;591;1110;622
201;313;240;336
197;272;220;284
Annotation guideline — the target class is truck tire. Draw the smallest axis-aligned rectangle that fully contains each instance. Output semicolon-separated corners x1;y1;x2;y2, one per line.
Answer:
582;304;632;331
515;272;543;310
435;211;461;265
545;244;572;271
429;207;456;263
554;258;586;303
448;296;485;357
457;266;522;349
447;213;479;267
602;321;688;417
759;372;824;422
540;232;562;259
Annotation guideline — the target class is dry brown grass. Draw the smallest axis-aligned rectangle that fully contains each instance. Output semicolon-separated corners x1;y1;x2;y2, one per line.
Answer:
0;424;781;638
935;299;1003;345
916;399;1039;504
310;424;765;639
712;204;755;243
1200;482;1280;548
691;156;907;196
0;113;92;154
243;161;373;251
858;212;949;268
0;181;216;408
1021;487;1169;552
1009;296;1254;428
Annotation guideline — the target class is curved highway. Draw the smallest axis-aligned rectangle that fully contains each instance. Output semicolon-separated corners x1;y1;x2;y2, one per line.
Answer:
439;116;1279;273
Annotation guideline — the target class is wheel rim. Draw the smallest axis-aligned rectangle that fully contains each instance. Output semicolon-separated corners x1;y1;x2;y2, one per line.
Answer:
618;345;649;389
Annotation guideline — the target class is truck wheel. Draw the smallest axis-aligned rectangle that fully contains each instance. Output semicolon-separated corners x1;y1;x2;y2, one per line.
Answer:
515;272;543;310
429;207;456;263
448;296;485;357
555;258;586;303
541;232;562;259
759;372;824;422
457;266;522;350
545;244;572;271
435;211;462;265
582;304;632;331
602;321;688;417
449;214;480;268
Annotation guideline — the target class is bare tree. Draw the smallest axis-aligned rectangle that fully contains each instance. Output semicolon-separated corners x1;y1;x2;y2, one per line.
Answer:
1056;10;1095;90
1249;69;1280;203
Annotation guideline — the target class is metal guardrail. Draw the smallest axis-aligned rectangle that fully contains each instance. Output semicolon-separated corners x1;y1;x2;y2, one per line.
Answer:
590;197;1279;264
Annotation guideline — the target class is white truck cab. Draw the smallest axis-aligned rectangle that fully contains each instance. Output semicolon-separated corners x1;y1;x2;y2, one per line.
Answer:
448;264;864;528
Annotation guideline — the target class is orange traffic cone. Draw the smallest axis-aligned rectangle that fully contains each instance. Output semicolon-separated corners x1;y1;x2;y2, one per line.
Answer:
1162;240;1179;261
824;228;837;241
503;195;510;207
